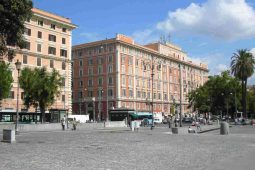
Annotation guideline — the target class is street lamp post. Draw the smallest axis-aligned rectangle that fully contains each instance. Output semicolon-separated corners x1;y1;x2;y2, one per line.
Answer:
221;92;232;122
143;55;161;130
101;41;109;121
98;88;104;122
172;97;177;127
15;60;21;134
92;97;96;122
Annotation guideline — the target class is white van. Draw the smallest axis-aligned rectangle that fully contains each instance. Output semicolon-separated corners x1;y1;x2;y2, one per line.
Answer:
68;115;89;123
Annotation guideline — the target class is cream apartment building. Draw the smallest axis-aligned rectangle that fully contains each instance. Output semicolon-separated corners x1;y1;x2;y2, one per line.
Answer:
0;8;76;122
72;34;208;121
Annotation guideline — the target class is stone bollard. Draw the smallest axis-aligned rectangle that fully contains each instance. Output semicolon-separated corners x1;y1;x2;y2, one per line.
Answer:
172;127;178;134
220;122;229;135
131;121;135;131
2;129;16;143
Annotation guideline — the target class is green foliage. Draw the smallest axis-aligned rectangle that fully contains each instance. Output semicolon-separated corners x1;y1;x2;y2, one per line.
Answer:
231;49;255;117
188;71;241;117
0;61;13;105
19;67;63;122
0;0;33;61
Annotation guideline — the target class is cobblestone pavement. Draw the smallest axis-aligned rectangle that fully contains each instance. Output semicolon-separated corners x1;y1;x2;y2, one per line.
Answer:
0;125;255;170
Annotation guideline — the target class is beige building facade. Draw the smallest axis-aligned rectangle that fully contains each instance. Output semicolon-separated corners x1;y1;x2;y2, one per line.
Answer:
0;8;76;122
72;34;208;120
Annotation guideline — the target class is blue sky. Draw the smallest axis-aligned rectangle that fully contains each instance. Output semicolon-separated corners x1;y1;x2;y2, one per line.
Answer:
33;0;255;83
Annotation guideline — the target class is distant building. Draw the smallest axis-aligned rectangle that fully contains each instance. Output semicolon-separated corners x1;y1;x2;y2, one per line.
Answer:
72;34;208;121
0;8;76;122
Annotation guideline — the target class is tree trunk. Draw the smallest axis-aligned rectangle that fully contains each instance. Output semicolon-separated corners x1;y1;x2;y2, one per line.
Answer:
40;108;45;123
241;80;245;117
244;79;247;118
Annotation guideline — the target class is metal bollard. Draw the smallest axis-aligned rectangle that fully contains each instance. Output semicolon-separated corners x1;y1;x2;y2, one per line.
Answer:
220;122;229;135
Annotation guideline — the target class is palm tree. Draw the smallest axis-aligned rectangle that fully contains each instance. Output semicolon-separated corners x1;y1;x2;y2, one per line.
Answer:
231;49;255;118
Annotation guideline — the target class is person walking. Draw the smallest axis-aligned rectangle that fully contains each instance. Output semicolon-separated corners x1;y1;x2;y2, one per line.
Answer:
196;121;201;131
61;115;66;130
72;118;77;130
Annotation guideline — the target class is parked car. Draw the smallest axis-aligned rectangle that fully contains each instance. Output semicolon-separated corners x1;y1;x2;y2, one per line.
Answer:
182;117;193;123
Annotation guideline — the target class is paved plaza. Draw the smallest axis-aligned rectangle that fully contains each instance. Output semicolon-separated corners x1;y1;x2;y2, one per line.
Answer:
0;125;255;170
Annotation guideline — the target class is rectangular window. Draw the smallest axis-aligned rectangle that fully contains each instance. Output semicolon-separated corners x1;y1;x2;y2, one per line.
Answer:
122;65;125;73
79;80;83;87
108;65;113;73
108;76;113;85
23;55;27;64
62;28;67;32
122;89;126;97
37;20;43;26
37;58;41;66
21;92;24;99
60;49;67;57
122;76;126;85
8;91;14;99
108;89;113;97
98;66;103;74
88;91;93;97
79;69;83;76
50;60;54;68
23;41;30;50
62;62;66;70
98;77;103;86
108;55;113;63
62;38;66;44
136;59;139;66
48;47;56;55
88;68;93;75
62;95;65;102
88;79;93;87
128;57;133;65
97;57;103;64
137;90;141;98
62;79;66;87
121;56;125;63
79;60;83;67
50;24;56;30
37;31;42;38
49;34;56;42
24;28;31;36
88;58;93;65
37;44;42;52
129;89;133;97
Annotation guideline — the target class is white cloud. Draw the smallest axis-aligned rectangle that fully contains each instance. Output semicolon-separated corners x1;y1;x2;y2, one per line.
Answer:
251;48;255;56
157;0;255;41
132;29;159;45
216;64;228;73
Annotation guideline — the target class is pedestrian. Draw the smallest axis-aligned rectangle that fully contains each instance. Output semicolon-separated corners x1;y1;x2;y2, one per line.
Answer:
72;118;77;130
61;115;66;130
196;121;201;131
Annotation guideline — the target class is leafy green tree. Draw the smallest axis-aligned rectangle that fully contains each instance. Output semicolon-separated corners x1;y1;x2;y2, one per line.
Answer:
188;71;241;118
20;67;63;123
246;87;255;118
231;49;255;118
0;0;33;61
0;61;13;106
